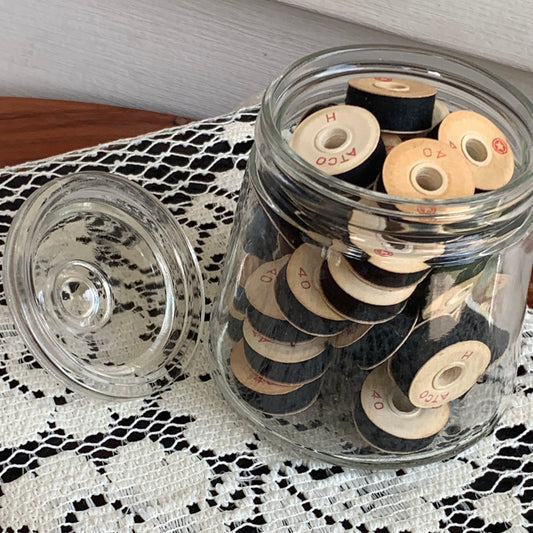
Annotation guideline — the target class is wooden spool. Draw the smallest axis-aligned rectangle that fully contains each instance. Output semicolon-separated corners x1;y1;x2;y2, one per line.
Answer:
230;340;321;415
275;244;351;336
320;260;406;323
389;314;491;408
242;318;331;383
350;232;444;274
437;110;514;191
245;256;314;343
382;132;403;154
346;307;418;370
327;248;420;305
382;138;476;200
345;254;429;289
354;364;450;453
290;104;385;187
346;76;437;133
457;301;510;364
329;322;373;350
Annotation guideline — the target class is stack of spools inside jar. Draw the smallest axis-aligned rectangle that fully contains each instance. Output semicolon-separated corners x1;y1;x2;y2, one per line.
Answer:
229;76;513;454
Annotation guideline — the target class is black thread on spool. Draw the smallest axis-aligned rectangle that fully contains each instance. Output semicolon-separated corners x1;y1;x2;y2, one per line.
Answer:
319;261;406;323
243;338;331;384
246;305;315;344
345;82;435;132
349;308;418;370
335;137;386;188
227;314;244;341
275;263;351;336
387;312;494;406
353;393;436;453
235;379;321;415
457;304;510;363
290;104;385;189
389;314;457;391
345;255;428;288
231;341;321;415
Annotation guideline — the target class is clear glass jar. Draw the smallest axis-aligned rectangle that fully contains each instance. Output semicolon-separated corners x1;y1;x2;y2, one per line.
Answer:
209;45;533;468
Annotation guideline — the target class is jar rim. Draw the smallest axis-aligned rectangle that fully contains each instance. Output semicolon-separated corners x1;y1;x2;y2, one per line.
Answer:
259;44;533;221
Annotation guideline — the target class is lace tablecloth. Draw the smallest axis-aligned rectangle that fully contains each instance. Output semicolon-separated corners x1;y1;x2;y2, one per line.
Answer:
0;108;531;532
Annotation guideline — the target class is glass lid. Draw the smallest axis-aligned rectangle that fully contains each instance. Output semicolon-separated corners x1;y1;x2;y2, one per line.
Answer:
3;172;205;399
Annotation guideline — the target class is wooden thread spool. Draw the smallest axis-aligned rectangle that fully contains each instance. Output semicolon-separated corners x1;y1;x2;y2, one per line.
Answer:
319;260;406;323
458;301;510;364
351;232;444;274
389;314;491;408
382;133;402;154
328;322;373;376
345;255;429;289
329;321;373;350
345;308;418;370
353;363;450;453
382;138;476;200
230;340;321;415
242;318;331;383
290;104;385;188
275;244;351;336
245;256;314;343
436;110;515;191
327;249;420;305
346;77;437;133
299;102;337;123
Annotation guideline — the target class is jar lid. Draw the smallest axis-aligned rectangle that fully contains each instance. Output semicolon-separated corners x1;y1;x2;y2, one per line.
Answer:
3;172;205;399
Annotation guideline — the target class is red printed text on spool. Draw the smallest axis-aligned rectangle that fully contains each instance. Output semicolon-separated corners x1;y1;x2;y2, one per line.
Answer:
372;390;385;410
298;267;312;289
419;390;450;405
374;248;394;257
316;148;357;167
422;146;447;159
260;268;278;283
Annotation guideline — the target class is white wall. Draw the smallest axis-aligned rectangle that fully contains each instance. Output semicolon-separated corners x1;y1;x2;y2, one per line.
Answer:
278;0;533;72
1;0;532;118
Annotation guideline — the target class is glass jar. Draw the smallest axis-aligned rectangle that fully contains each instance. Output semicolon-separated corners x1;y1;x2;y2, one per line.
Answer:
208;45;533;468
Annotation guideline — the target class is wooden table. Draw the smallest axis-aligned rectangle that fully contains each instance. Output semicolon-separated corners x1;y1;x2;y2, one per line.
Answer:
2;96;532;306
0;97;194;168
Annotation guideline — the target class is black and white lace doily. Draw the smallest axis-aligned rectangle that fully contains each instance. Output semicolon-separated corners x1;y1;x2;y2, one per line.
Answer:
0;108;531;532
